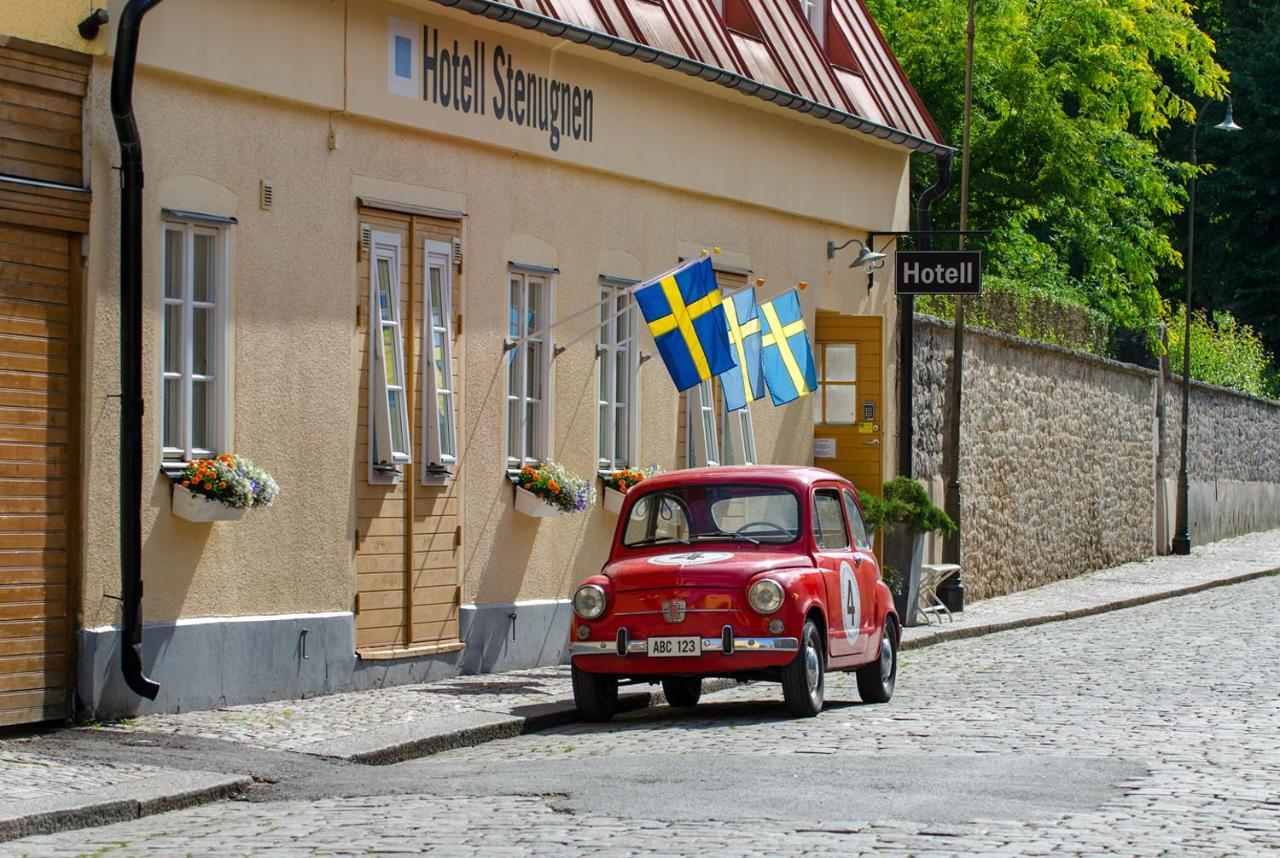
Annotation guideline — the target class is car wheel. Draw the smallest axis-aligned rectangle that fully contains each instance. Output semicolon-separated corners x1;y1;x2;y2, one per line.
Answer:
662;677;702;708
781;619;825;717
856;615;898;704
572;664;619;722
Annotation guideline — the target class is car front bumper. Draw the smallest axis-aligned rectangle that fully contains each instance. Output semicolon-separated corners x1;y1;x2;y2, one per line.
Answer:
571;627;799;657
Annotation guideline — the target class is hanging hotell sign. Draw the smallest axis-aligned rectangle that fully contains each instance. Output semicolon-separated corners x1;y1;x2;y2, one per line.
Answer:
895;250;982;295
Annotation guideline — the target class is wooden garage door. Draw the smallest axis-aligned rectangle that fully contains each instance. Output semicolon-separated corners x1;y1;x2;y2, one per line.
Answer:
353;206;463;657
0;224;74;726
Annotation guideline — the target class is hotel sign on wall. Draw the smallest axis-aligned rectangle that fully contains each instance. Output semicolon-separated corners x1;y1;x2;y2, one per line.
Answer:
387;18;596;153
894;251;982;296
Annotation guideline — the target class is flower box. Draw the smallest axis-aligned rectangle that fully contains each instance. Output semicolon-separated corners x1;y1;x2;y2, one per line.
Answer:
602;486;626;515
514;485;565;518
172;484;246;522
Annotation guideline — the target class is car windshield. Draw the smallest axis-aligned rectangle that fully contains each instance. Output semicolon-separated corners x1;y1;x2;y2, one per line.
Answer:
622;484;800;547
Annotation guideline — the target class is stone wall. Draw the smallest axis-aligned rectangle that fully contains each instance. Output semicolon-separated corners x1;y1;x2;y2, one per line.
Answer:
910;316;1280;602
1159;379;1280;544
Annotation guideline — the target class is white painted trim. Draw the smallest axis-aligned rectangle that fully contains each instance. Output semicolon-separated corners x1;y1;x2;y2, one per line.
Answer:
84;611;352;635
460;598;571;610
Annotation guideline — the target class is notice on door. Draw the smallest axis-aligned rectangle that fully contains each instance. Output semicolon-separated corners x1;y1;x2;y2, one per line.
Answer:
814;438;836;458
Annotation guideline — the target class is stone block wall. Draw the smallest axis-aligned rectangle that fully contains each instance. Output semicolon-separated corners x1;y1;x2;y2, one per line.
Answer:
1159;379;1280;544
910;316;1278;602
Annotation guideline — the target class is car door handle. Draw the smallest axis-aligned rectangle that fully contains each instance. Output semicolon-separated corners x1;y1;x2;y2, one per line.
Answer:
853;555;862;567
864;439;880;446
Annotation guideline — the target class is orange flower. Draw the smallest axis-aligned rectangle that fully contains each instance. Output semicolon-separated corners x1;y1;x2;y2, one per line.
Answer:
547;480;560;493
203;482;213;490
218;482;227;489
182;480;190;487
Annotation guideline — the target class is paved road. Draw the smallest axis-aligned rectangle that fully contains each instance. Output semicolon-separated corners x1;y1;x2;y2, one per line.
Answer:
6;577;1279;856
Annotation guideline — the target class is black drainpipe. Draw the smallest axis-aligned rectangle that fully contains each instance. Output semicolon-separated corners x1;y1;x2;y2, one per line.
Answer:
898;151;954;478
110;0;165;700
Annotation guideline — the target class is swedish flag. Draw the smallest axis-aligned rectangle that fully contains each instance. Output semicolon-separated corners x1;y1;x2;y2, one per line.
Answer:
634;257;736;392
721;287;765;412
759;290;818;406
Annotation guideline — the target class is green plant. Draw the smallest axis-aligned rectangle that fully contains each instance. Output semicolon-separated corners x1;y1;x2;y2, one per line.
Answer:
175;454;279;509
1163;301;1280;399
859;477;956;538
880;564;904;596
516;461;596;513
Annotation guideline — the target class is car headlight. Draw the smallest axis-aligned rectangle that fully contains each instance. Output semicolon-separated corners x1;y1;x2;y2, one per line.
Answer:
748;579;785;615
573;584;607;620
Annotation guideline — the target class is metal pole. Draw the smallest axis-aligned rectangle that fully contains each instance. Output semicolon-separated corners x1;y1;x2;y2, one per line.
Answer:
1172;117;1200;556
943;0;975;568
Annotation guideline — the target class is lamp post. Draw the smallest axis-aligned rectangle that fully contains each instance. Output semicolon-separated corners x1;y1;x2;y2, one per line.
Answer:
1172;96;1242;556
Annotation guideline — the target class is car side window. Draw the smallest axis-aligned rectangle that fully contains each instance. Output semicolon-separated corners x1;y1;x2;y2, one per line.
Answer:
812;488;850;551
843;489;872;551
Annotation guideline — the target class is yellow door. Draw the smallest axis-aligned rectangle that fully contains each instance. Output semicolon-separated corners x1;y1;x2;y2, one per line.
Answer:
813;312;883;499
353;207;463;656
0;225;75;725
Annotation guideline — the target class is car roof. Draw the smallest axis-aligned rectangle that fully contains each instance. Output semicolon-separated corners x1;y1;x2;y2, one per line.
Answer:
637;465;853;493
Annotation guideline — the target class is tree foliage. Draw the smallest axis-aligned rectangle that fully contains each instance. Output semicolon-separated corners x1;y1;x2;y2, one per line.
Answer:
1163;302;1280;399
1160;1;1280;361
866;0;1227;335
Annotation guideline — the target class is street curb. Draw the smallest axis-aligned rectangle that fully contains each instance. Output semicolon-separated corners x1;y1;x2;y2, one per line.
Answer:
899;564;1280;652
306;678;739;766
0;770;251;844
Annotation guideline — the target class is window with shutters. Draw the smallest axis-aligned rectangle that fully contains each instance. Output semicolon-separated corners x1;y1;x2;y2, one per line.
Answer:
369;232;411;478
161;219;229;463
422;240;457;482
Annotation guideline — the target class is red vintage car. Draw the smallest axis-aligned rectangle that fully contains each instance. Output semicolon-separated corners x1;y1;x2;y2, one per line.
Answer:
570;466;899;720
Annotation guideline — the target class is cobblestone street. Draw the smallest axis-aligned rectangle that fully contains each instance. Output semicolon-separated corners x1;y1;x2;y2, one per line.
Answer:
5;575;1279;856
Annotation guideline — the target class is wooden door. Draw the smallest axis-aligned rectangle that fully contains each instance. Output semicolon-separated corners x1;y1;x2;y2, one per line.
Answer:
0;224;75;725
813;312;883;497
353;207;463;656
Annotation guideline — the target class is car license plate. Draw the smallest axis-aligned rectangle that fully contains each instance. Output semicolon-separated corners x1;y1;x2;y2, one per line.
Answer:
648;636;701;657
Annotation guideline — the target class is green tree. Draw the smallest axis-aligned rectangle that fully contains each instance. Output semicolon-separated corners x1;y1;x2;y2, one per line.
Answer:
1160;1;1280;361
867;0;1227;336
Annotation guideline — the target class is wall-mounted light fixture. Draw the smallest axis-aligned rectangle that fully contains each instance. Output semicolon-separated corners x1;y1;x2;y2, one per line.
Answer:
78;8;109;40
826;237;887;270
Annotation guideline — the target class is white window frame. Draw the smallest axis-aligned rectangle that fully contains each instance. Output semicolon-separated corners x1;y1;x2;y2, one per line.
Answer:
422;239;458;484
506;267;554;470
721;396;757;466
597;278;640;473
160;217;230;464
369;231;412;481
800;0;826;41
686;379;720;468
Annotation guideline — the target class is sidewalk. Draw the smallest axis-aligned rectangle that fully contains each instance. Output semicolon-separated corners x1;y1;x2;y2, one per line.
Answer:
2;527;1277;843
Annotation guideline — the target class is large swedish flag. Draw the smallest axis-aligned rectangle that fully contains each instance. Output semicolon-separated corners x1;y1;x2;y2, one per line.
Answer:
759;289;818;406
634;257;737;392
721;287;765;412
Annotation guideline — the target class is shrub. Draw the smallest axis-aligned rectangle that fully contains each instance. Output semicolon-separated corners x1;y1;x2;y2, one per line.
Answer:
859;476;955;538
1163;301;1280;399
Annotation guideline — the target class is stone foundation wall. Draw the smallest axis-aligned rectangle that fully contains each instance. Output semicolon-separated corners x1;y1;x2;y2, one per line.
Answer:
912;316;1280;602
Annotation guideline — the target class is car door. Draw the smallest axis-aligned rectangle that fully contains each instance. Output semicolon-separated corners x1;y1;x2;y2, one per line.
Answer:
843;488;881;660
811;484;859;659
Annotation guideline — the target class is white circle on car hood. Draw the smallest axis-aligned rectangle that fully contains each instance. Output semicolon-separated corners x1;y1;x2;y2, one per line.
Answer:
646;551;733;566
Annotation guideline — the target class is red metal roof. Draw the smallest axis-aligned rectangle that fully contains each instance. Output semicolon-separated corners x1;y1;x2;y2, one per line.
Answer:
531;0;943;146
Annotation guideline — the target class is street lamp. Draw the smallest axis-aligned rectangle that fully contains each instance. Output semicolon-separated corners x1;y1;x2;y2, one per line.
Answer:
1172;96;1242;556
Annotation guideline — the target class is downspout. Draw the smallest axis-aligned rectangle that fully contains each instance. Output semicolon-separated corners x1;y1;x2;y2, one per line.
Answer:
110;0;165;700
897;151;953;478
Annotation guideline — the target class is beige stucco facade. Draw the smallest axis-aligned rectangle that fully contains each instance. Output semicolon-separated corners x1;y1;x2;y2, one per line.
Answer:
65;0;917;712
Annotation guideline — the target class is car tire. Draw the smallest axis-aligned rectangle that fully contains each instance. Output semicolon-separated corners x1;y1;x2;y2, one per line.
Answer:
572;664;619;722
856;615;898;704
781;619;825;717
662;677;702;708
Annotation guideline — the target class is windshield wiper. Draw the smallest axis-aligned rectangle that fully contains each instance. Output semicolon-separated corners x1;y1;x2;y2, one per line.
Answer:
692;533;760;546
628;535;690;547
